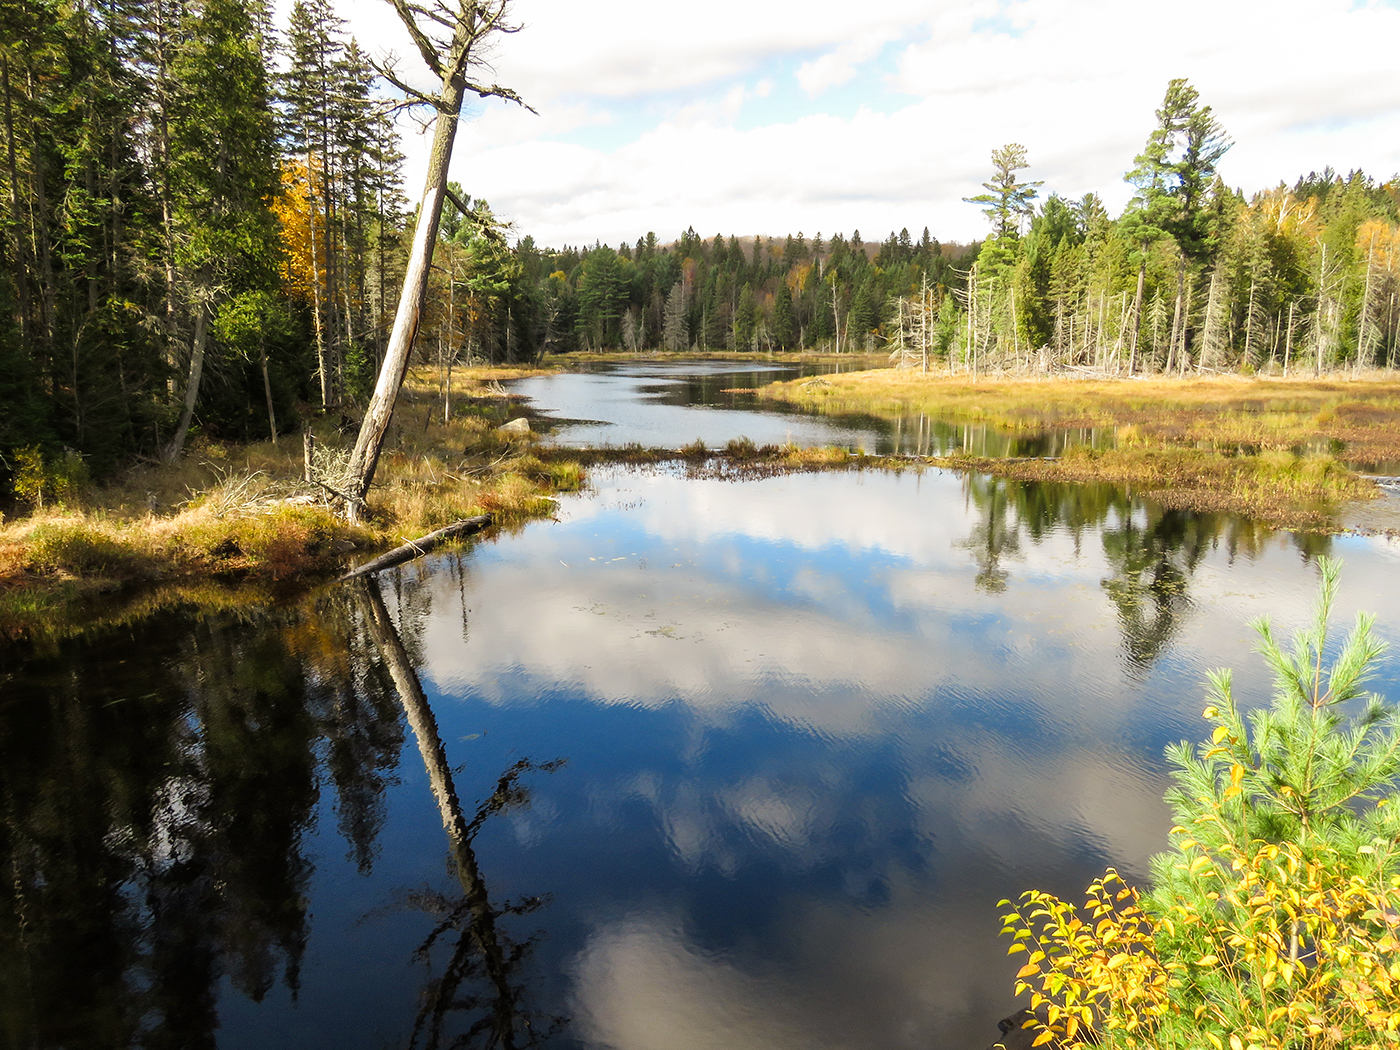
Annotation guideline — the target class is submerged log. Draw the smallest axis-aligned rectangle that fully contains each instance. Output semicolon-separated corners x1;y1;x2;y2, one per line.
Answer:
337;515;492;582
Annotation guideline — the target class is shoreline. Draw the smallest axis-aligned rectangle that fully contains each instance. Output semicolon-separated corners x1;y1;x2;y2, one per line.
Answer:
7;363;1397;640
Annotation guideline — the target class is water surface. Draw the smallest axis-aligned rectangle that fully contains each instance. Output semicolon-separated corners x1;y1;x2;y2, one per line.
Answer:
511;360;1112;458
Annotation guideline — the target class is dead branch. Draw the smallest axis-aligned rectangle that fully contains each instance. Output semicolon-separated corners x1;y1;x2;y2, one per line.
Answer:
337;515;492;582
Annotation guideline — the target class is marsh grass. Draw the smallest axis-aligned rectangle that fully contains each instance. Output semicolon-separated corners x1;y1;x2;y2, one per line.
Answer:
0;365;573;631
760;369;1400;466
947;446;1373;530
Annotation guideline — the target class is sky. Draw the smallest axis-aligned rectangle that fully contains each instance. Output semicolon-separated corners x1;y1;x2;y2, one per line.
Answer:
322;0;1400;249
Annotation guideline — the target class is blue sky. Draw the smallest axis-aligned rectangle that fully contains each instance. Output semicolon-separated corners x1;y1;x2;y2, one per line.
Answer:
328;0;1400;248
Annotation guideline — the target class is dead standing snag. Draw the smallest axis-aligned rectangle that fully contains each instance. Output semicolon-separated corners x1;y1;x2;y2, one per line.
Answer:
344;0;532;522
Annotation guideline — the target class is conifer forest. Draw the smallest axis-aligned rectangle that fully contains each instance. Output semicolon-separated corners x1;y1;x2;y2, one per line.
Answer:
1;0;1398;491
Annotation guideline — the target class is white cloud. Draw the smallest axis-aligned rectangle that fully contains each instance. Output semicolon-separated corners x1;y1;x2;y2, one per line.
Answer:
325;0;1400;259
795;32;898;95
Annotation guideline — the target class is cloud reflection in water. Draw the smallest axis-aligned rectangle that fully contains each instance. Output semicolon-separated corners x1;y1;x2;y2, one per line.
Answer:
387;465;1400;1050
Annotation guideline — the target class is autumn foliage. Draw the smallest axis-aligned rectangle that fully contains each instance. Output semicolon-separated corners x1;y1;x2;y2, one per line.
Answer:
1000;559;1400;1049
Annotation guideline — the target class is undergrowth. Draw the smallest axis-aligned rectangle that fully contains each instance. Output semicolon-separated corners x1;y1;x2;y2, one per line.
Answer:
0;366;572;634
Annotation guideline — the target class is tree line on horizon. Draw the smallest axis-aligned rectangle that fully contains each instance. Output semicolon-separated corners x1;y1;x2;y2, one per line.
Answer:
3;0;1399;496
525;81;1399;378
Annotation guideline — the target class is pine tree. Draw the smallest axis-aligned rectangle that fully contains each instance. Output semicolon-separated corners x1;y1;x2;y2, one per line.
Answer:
964;143;1043;239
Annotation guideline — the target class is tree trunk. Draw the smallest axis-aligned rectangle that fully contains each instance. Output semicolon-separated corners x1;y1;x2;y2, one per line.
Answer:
307;152;330;407
1127;256;1146;375
1166;262;1186;374
260;339;278;443
2;55;31;347
164;296;211;462
345;79;464;520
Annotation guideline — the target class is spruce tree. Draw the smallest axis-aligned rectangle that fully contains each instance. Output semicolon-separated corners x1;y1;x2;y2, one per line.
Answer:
773;280;795;351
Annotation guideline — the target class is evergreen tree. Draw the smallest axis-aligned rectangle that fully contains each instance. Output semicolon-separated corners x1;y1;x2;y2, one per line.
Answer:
164;0;282;459
575;245;625;349
773;280;795;351
964;143;1043;239
733;281;756;351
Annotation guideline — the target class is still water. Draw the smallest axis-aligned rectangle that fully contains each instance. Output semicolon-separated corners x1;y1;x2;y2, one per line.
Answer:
511;360;1114;458
5;364;1400;1050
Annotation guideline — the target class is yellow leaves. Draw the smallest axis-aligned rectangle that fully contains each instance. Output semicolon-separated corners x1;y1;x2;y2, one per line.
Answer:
1356;217;1400;273
1203;705;1220;719
1212;725;1231;744
1255;186;1319;240
1004;838;1400;1050
272;158;331;304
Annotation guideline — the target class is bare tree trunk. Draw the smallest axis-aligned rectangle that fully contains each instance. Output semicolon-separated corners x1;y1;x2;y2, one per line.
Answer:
1284;300;1295;377
345;79;464;517
306;153;330;407
1357;233;1376;376
1167;263;1185;375
344;0;530;520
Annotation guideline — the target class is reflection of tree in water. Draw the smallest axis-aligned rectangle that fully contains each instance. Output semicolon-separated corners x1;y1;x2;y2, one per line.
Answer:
0;606;348;1046
956;475;1022;593
355;578;566;1050
957;473;1333;669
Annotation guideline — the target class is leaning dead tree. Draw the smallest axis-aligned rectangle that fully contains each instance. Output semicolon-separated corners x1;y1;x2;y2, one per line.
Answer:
344;0;531;522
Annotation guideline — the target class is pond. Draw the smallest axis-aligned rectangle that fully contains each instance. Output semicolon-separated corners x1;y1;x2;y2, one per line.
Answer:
511;359;1115;458
4;361;1400;1050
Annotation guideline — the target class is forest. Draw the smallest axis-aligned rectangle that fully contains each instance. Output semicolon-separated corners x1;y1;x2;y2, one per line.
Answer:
2;0;1399;496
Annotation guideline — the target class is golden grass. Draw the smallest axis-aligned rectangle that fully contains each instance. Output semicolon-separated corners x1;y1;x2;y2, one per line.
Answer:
0;365;577;635
760;369;1400;466
941;447;1374;532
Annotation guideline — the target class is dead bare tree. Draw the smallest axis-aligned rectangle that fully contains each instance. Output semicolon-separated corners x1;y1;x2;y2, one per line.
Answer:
344;0;532;521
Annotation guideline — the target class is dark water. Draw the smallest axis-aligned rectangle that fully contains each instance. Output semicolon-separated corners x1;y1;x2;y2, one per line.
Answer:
511;360;1113;458
5;367;1400;1050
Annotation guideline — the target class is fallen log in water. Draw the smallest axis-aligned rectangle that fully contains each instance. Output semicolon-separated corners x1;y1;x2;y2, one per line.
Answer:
337;515;492;582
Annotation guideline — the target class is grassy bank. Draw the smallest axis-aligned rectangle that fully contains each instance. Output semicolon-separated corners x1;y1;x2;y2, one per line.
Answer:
755;368;1398;525
759;369;1400;466
943;446;1373;530
0;365;578;638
